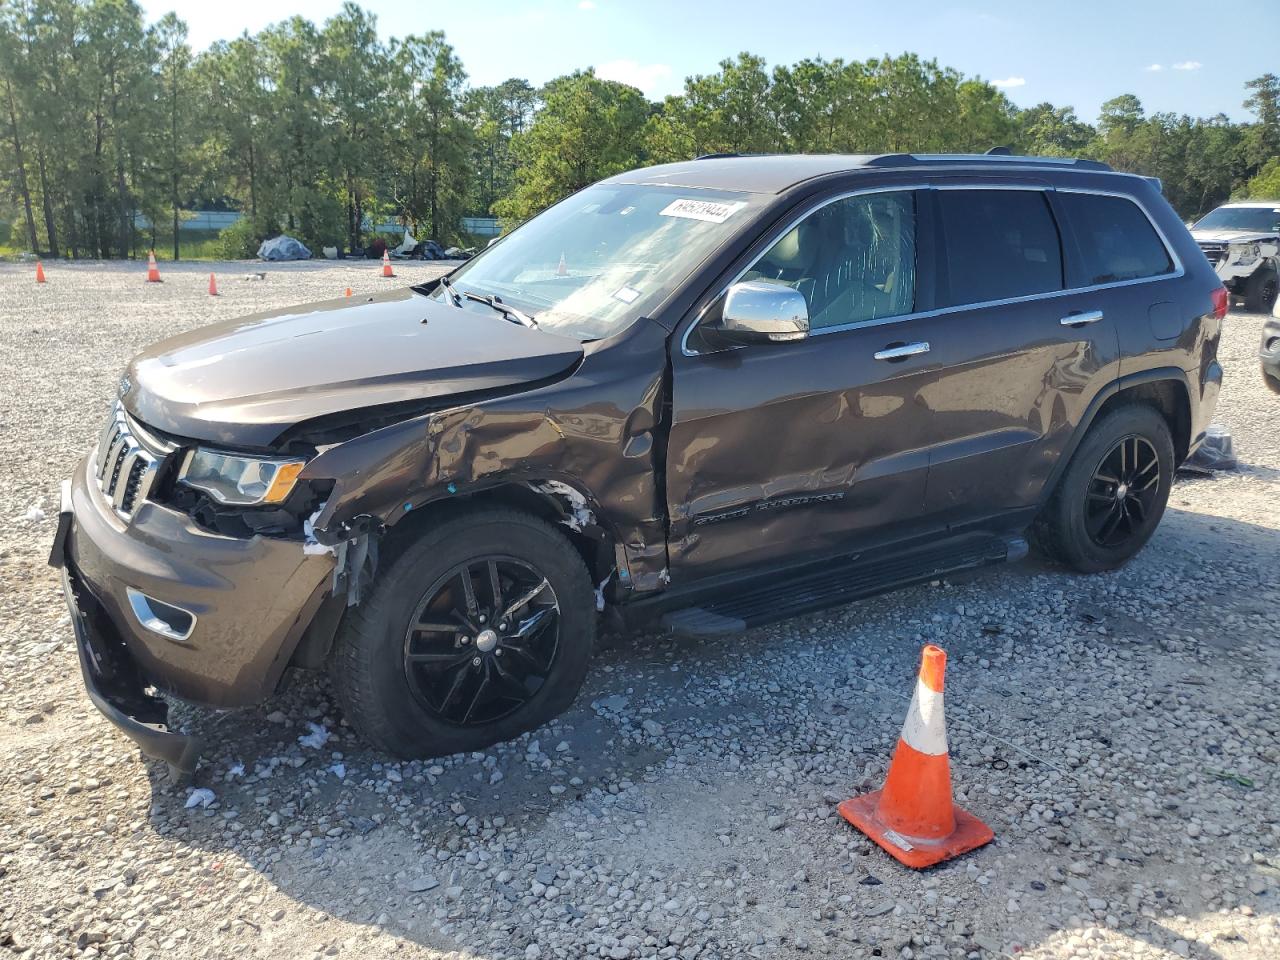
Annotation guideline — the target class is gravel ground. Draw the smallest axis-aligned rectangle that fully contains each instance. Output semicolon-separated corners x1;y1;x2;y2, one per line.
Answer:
1;259;1278;960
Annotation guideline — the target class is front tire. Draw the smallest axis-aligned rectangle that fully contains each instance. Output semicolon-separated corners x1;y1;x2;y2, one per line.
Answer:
332;508;595;758
1244;267;1278;314
1032;405;1174;573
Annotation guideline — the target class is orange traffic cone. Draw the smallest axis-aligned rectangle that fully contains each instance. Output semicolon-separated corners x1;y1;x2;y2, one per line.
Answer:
381;250;394;278
208;273;218;296
146;250;162;283
35;261;46;283
344;287;352;297
837;645;993;869
556;252;568;277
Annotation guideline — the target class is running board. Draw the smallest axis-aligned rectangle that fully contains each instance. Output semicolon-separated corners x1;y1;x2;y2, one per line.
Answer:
658;535;1026;638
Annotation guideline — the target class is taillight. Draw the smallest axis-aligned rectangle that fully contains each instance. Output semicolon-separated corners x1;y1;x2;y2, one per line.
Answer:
1210;286;1228;320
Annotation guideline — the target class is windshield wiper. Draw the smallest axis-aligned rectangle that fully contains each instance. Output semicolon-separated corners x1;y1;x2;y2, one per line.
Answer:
437;275;463;307
462;290;539;329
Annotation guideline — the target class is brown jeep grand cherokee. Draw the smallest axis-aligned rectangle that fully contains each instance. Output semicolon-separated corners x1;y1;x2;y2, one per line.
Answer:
51;153;1226;776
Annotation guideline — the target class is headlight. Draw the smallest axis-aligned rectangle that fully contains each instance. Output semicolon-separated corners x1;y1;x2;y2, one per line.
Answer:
1229;242;1260;266
179;449;306;506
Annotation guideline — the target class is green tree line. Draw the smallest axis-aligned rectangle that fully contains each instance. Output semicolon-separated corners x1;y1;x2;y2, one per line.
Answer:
1;1;1277;259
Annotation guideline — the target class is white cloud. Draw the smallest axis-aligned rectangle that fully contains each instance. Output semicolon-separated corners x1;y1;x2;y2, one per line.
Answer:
1172;60;1202;71
1145;63;1164;72
578;1;596;8
595;59;674;97
991;76;1027;89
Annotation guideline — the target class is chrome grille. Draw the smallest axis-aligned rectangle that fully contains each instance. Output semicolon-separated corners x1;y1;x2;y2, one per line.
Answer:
94;403;171;520
1197;241;1226;266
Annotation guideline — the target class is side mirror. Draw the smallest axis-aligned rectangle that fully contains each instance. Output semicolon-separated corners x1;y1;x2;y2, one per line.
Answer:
720;280;810;343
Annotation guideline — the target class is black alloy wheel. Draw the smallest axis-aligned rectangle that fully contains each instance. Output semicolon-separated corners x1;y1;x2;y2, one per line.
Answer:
1084;435;1161;549
403;556;560;726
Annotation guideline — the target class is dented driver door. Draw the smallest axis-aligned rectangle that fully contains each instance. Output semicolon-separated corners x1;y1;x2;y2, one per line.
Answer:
665;325;940;580
664;186;944;581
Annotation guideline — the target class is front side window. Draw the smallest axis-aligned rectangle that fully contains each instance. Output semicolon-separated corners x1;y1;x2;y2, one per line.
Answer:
937;189;1064;307
1060;192;1173;284
743;191;917;329
433;184;765;340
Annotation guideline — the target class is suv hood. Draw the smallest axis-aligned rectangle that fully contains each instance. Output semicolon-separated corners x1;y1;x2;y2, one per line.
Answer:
1191;228;1279;243
123;287;583;447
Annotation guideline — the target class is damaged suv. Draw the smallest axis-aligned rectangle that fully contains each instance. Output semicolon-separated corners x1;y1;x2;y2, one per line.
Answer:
52;153;1225;775
1190;201;1280;313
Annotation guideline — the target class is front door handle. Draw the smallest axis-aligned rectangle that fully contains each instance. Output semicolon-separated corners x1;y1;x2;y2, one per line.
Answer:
1060;309;1104;326
874;341;930;361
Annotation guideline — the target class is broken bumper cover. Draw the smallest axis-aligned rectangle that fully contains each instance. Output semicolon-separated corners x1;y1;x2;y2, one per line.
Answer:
58;557;202;774
53;456;337;728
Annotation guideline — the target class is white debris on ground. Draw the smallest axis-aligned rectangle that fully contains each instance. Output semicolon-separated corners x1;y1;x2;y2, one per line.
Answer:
298;722;331;750
184;788;216;810
0;260;1277;960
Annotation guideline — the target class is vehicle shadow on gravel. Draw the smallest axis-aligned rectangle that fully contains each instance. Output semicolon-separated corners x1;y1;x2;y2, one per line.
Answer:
134;503;1277;958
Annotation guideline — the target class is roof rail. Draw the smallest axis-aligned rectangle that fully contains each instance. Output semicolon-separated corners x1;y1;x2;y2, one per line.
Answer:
866;153;1112;172
693;152;743;160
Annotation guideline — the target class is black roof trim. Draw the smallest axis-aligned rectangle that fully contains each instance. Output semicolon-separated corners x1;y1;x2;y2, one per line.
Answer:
864;153;1112;172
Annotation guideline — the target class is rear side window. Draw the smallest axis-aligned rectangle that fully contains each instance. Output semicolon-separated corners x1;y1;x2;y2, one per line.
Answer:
937;190;1064;307
1058;192;1173;285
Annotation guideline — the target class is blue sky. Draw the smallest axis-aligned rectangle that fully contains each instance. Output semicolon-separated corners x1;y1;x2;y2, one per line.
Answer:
146;0;1276;123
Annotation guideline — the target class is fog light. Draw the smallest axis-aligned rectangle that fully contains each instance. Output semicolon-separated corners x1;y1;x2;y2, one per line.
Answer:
126;588;196;642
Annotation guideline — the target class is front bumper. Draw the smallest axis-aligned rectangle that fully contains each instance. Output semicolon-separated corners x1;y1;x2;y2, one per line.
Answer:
51;455;337;766
1263;319;1280;394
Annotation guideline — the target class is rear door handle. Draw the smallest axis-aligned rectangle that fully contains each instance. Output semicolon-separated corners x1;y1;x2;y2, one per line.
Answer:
1060;309;1104;326
874;341;930;361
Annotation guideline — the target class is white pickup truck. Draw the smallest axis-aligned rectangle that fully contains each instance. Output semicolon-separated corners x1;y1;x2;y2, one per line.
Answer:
1190;201;1280;313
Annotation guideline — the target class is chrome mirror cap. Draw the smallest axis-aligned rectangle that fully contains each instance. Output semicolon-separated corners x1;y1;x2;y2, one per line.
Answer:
721;280;810;343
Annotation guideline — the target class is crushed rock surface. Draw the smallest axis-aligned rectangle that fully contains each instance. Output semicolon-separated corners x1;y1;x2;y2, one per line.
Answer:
1;259;1278;960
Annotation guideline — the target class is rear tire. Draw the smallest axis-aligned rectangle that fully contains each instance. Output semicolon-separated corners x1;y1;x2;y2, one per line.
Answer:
332;508;595;759
1244;267;1278;314
1032;405;1174;573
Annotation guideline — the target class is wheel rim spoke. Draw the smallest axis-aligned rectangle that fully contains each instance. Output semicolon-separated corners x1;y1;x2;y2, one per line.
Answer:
458;566;480;621
438;661;472;712
403;555;560;727
1085;435;1162;549
514;606;555;640
500;578;550;623
487;560;503;613
415;617;461;634
406;649;473;668
460;667;492;724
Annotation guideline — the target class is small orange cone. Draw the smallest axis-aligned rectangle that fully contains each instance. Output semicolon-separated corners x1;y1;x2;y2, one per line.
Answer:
146;250;162;283
837;644;993;869
344;287;352;297
35;261;46;283
381;250;394;278
556;252;568;277
208;273;218;296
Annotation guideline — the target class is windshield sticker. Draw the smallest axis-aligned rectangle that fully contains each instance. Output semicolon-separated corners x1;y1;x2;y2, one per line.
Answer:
659;198;747;224
612;286;640;304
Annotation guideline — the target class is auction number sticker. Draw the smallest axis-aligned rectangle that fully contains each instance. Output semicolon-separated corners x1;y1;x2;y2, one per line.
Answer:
659;198;747;224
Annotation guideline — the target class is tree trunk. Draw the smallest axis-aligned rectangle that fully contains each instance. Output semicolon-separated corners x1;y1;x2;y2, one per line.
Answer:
171;68;180;261
36;148;59;258
109;71;131;259
248;140;258;220
3;75;40;253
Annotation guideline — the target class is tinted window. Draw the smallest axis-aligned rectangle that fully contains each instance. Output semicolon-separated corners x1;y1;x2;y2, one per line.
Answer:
937;190;1064;307
1059;192;1173;284
744;191;916;329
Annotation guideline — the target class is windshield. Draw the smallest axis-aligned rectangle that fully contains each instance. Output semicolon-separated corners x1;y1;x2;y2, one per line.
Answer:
1193;206;1280;233
432;183;763;340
